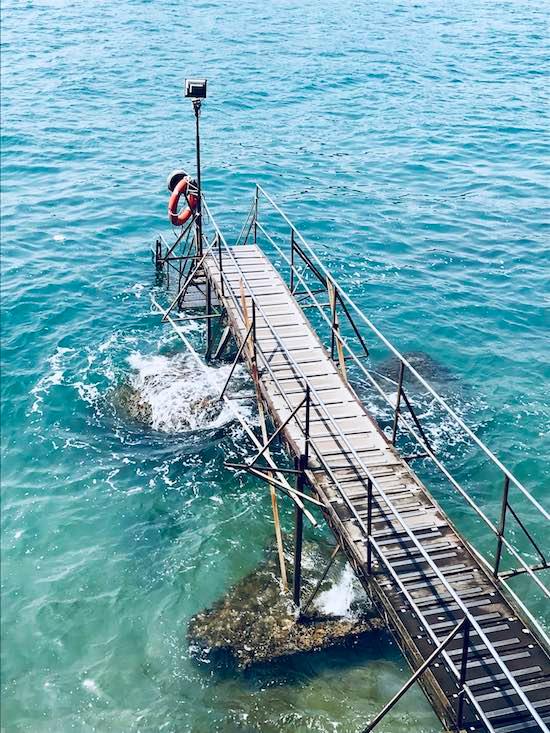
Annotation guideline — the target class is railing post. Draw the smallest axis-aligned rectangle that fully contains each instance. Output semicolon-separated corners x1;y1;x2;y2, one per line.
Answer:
330;282;337;361
217;234;224;296
367;478;373;574
494;475;510;577
205;280;213;360
251;300;257;370
290;228;295;293
391;362;405;445
456;618;470;730
254;186;258;245
304;384;311;465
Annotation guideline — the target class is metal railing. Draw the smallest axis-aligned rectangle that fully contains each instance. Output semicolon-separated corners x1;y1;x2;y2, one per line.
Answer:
236;185;549;633
195;198;549;733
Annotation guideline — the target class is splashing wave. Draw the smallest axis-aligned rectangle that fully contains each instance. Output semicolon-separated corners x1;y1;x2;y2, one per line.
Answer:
124;352;248;433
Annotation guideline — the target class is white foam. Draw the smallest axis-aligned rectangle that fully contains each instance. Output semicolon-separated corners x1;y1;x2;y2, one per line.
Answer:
126;351;248;433
82;678;108;700
315;564;358;618
30;346;75;414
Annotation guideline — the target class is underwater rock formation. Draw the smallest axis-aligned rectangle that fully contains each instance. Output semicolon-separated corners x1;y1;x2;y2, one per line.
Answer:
375;350;457;387
188;542;383;669
112;382;154;425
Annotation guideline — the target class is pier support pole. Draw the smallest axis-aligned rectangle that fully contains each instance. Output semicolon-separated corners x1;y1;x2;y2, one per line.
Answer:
155;238;163;270
293;454;307;612
293;504;304;610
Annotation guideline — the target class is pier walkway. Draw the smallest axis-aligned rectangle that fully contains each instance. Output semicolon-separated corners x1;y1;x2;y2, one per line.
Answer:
154;186;550;733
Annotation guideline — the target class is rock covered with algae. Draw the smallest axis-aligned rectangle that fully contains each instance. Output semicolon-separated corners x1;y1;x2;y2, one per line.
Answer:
188;542;383;669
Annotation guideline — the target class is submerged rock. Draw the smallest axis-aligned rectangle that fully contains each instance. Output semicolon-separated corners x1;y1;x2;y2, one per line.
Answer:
112;379;221;429
376;350;457;387
112;382;153;425
188;542;383;669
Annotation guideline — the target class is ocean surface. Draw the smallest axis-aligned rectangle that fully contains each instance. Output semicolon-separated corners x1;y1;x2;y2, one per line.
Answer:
1;1;549;731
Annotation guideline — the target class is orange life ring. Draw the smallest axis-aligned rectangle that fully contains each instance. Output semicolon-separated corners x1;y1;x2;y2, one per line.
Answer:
168;177;198;226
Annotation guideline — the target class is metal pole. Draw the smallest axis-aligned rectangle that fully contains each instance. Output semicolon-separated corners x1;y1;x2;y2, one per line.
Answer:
293;456;305;612
205;280;213;360
304;385;311;466
367;478;373;574
494;475;510;577
193;99;203;258
290;228;295;293
155;238;162;270
391;361;405;445
362;619;467;733
302;544;341;616
254;186;258;245
330;281;337;361
251;300;257;373
217;234;224;296
219;322;254;399
457;619;471;729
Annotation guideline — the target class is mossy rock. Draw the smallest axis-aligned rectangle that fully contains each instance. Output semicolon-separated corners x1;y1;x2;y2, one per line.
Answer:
188;541;383;669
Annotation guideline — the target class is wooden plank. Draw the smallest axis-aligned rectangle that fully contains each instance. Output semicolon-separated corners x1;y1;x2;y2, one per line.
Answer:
201;245;550;733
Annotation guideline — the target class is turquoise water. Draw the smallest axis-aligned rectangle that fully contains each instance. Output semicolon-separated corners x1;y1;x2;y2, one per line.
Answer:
1;1;549;731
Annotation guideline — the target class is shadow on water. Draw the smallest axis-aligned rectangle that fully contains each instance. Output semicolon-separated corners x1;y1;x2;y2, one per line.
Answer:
203;629;397;690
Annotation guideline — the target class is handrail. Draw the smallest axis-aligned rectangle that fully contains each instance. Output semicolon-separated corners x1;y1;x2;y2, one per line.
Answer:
200;199;549;732
249;214;550;616
255;184;548;521
249;186;549;625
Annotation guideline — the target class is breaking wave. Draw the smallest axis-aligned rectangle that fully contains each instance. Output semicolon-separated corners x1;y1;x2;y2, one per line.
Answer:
28;323;252;438
124;351;248;433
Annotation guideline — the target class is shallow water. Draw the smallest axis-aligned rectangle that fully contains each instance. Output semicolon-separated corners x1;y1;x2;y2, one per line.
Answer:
1;0;549;731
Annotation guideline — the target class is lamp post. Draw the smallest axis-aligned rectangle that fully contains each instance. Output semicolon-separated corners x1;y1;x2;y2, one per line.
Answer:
185;78;207;257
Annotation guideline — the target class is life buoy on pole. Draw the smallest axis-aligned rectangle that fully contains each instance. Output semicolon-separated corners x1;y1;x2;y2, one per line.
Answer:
168;176;198;227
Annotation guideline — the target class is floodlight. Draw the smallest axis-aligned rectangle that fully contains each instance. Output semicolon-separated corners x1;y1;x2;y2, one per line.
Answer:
185;79;207;99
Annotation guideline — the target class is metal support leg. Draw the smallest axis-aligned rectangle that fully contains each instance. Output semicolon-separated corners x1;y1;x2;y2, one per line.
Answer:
494;475;510;577
213;325;232;361
155;238;163;270
293;454;306;611
391;362;405;445
456;619;471;730
302;544;341;616
293;504;304;610
367;478;373;574
219;322;254;399
248;395;307;467
362;619;467;733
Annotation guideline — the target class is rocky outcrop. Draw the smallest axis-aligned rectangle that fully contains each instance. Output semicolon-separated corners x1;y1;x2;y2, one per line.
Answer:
188;542;383;669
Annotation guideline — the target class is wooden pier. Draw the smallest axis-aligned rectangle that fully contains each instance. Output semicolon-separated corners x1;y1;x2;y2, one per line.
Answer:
154;187;550;733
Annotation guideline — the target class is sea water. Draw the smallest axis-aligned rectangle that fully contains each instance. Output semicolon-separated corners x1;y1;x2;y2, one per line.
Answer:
1;0;548;731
